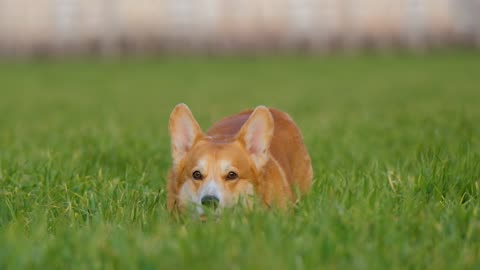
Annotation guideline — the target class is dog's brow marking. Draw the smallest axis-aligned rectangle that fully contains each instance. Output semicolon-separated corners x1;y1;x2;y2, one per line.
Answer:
219;160;232;172
196;159;208;170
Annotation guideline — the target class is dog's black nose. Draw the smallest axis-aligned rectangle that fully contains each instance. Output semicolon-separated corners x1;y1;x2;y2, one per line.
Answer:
201;195;219;209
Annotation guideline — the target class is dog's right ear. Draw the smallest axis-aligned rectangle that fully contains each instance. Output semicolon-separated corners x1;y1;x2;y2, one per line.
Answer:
169;103;203;167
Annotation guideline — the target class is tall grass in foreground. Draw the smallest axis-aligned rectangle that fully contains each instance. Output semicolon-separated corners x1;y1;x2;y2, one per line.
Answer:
0;52;479;269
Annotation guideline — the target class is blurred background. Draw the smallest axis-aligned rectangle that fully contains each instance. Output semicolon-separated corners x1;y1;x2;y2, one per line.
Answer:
0;0;479;56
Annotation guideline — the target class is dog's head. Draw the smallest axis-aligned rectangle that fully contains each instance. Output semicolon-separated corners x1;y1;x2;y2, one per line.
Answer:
168;104;273;215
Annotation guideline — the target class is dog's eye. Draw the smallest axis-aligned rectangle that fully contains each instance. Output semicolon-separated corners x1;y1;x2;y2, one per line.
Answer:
226;171;238;180
192;171;203;180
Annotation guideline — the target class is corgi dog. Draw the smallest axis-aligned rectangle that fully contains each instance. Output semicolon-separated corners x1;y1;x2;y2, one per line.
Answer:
167;104;313;215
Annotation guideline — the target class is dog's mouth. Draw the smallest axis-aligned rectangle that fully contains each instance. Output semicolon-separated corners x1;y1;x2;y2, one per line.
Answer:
197;206;222;222
196;203;222;216
183;194;255;221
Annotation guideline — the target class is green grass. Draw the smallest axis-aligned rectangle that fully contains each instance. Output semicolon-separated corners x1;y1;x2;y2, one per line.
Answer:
0;51;479;269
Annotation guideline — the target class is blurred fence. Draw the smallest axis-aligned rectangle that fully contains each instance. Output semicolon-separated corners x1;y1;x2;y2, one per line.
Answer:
0;0;479;56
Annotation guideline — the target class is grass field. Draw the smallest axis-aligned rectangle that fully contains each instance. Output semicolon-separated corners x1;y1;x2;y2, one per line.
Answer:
0;51;479;269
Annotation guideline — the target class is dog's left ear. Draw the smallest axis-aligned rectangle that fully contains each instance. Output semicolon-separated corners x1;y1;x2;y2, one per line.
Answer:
237;106;274;170
169;103;203;167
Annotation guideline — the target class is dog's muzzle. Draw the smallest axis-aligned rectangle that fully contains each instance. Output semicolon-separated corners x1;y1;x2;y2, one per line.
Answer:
201;195;220;209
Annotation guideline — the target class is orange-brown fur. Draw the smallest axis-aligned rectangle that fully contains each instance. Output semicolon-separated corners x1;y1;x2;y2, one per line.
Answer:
167;105;313;212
